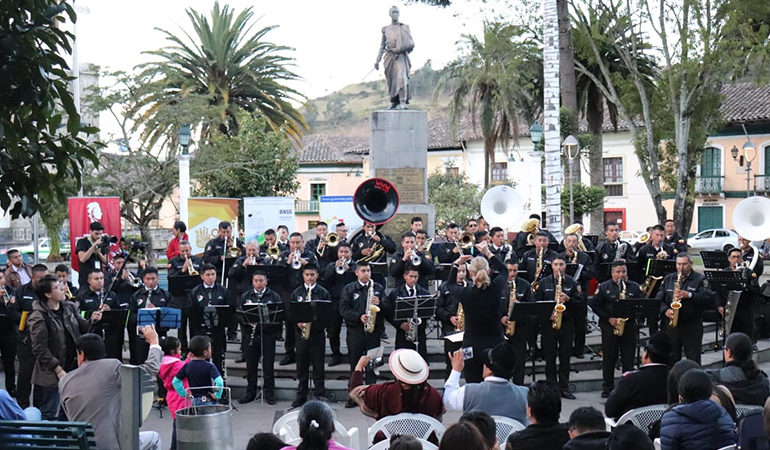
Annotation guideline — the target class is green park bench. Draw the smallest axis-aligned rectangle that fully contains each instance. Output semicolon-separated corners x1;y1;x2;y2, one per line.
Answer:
0;420;96;449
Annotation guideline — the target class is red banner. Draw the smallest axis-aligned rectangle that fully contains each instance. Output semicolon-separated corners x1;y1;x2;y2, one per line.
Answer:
68;197;122;272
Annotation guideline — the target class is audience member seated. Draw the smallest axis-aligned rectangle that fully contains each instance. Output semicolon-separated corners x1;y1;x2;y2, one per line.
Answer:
765;397;770;438
279;400;354;450
59;328;161;450
459;410;499;450
710;384;738;424
605;423;654;450
666;360;700;405
660;369;736;450
389;434;423;450
246;432;286;450
443;342;528;425
563;406;610;450
605;332;672;420
706;332;770;406
440;421;488;450
505;381;569;450
0;389;40;421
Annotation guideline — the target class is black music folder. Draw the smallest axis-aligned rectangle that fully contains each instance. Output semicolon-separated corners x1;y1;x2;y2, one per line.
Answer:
705;270;746;291
608;298;661;320
168;275;203;297
510;301;557;326
645;259;677;277
290;300;333;327
701;251;729;270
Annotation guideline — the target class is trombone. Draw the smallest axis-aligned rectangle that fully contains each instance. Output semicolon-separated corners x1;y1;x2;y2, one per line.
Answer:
316;232;340;256
225;217;243;258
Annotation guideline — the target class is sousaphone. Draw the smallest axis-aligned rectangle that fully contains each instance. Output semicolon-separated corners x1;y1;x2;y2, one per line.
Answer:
353;178;400;225
480;185;524;228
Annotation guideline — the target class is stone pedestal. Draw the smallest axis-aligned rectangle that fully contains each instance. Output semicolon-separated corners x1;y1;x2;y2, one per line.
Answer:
369;110;435;237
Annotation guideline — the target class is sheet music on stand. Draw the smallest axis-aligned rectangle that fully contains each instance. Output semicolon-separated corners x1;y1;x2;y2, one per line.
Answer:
701;251;729;270
240;302;284;326
202;305;233;330
566;263;584;280
645;259;677;277
584;235;599;247
393;295;438;323
704;270;747;291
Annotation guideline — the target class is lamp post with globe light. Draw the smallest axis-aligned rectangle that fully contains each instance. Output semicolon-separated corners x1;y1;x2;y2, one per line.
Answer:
730;133;756;198
563;135;579;224
178;124;192;226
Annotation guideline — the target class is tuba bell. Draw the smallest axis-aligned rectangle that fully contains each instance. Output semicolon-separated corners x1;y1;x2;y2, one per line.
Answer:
521;218;539;245
480;186;524;228
325;232;340;247
353;178;400;225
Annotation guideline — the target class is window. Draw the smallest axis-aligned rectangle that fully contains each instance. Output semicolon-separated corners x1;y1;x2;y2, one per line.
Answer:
603;157;623;196
445;166;459;177
491;162;508;181
715;230;729;237
310;183;326;201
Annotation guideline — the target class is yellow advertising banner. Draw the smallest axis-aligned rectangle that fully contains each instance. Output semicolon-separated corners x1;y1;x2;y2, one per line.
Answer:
188;198;239;255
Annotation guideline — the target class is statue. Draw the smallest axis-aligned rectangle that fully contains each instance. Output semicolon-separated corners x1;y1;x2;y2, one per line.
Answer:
375;6;414;110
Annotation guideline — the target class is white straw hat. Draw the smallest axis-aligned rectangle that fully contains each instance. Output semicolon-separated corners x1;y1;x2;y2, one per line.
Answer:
388;349;429;385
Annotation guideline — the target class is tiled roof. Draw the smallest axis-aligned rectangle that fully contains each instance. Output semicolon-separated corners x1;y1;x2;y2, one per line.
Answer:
297;134;366;164
721;83;770;123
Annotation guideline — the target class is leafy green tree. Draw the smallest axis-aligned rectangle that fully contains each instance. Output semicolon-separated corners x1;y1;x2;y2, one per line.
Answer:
0;0;100;218
561;183;606;222
428;169;482;228
325;93;352;128
136;1;306;146
192;111;299;199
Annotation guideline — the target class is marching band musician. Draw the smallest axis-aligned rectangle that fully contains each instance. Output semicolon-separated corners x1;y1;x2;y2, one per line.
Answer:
75;222;109;289
202;220;245;284
449;241;508;384
534;256;583;399
512;214;557;254
350;221;396;263
595;223;636;266
589;260;643;398
259;229;281;262
415;230;431;259
489;227;515;265
389;232;434;289
0;272;18;396
632;226;654;257
410;216;426;236
560;233;596;359
321;242;355;366
76;271;122;359
436;262;468;373
106;253;139;305
278;232;317;366
304;221;334;267
437;223;474;263
519;231;558;285
499;259;532;385
637;224;675;273
384;267;431;358
187;263;233;376
290;264;331;408
276;225;290;252
54;265;76;300
128;267;170;364
229;241;261;294
339;261;385;385
238;271;282;405
719;241;764;341
656;253;715;365
167;240;202;353
664;220;688;255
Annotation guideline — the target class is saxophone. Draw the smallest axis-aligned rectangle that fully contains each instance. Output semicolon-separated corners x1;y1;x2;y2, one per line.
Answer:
571;246;578;264
531;247;545;293
669;271;683;327
301;286;312;340
613;280;629;336
552;274;566;330
455;303;465;332
615;242;628;261
505;278;517;337
364;281;380;333
405;287;422;342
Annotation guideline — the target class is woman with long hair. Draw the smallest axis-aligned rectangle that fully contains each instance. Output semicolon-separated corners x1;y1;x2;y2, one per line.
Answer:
706;332;770;406
449;241;508;382
280;400;353;450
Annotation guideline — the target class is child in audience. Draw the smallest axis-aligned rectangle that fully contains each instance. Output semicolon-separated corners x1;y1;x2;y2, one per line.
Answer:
173;335;223;406
159;336;186;450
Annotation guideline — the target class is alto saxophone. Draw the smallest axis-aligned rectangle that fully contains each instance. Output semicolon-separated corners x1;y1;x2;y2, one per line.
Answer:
364;281;380;333
505;278;517;337
531;247;545;293
552;275;566;330
301;286;312;340
613;280;629;337
405;287;422;342
670;271;683;327
455;303;465;332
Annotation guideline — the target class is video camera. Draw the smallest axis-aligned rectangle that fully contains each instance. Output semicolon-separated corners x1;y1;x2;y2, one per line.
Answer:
99;234;118;252
367;356;385;370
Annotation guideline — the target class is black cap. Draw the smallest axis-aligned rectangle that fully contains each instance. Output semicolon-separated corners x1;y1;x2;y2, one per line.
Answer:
482;341;516;378
646;332;672;359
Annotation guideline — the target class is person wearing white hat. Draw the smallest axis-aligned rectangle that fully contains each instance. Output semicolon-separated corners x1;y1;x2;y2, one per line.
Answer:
349;349;444;444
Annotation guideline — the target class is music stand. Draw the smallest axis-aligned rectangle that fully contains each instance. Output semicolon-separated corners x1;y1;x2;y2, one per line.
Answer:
609;298;662;368
510;301;557;382
167;275;202;297
240;302;284;405
393;295;438;349
584;235;599;247
202;305;233;331
598;262;644;284
548;242;560;252
566;263;584;280
705;270;747;348
137;307;182;331
434;264;454;282
370;262;387;287
99;309;129;335
701;251;729;270
290;300;333;328
221;256;239;287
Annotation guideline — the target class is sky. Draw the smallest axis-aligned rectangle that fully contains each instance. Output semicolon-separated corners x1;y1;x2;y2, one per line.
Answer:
74;0;489;100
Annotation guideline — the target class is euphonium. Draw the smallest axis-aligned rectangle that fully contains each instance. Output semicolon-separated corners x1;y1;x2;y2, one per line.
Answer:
126;270;142;288
522;218;539;245
301;287;312;340
531;247;545;293
421;237;434;259
455;303;465;332
552;274;566;330
613;280;629;337
505;278;517;337
364;281;379;333
357;231;384;263
615;242;628;261
185;255;199;276
670;271;683;327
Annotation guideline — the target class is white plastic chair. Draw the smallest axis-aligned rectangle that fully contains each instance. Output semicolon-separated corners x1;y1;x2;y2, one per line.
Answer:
716;446;737;450
735;404;763;418
369;437;438;450
490;415;525;444
272;409;360;450
615;404;668;435
654;437;661;450
367;413;445;446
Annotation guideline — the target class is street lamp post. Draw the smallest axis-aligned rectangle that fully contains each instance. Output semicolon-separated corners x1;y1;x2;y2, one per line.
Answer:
730;136;757;198
563;135;579;224
178;124;192;226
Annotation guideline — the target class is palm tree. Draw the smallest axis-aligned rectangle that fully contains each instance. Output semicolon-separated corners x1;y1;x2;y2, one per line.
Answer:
437;22;542;188
136;2;306;145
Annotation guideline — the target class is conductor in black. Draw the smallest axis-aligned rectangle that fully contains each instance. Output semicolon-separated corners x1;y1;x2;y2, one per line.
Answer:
589;260;643;398
656;253;715;365
534;255;583;399
290;264;331;408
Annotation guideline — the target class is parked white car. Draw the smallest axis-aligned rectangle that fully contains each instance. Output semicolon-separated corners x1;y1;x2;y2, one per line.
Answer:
620;231;642;245
687;229;740;252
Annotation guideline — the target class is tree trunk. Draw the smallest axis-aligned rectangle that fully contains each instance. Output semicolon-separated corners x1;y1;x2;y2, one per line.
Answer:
544;0;563;239
139;225;155;265
558;0;579;183
483;137;493;189
587;92;605;234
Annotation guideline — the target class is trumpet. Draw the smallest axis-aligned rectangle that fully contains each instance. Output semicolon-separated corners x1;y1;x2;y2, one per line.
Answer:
266;244;281;261
301;287;312;340
126;270;142;288
364;281;379;334
409;249;422;266
291;250;302;270
669;271;683;327
505;278;517;337
552;275;566;330
184;255;199;276
247;254;258;266
613;280;629;337
335;258;349;275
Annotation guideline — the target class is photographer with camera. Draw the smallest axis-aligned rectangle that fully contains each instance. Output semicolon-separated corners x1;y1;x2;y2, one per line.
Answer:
76;222;111;290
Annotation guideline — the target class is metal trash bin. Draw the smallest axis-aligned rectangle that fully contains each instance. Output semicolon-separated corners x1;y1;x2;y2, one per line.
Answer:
176;387;234;450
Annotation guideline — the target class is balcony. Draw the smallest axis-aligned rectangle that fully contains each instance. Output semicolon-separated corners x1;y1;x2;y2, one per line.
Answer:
755;175;770;193
295;199;320;214
695;176;723;194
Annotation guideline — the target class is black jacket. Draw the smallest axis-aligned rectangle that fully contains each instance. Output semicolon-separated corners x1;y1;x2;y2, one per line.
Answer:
167;255;203;277
499;277;533;319
589;279;643;325
128;287;170;312
76;289;120;314
519;248;558;283
339;280;385;333
388;251;434;289
349;231;396;262
449;256;508;345
435;280;466;335
664;232;689;255
202;236;245;272
321;261;356;300
595;239;636;265
562;431;611;450
239;287;283;333
0;285;17;334
507;422;570;450
705;363;770;406
533;274;582;320
604;363;669;419
557;250;596;288
280;249;318;290
188;283;232;308
289;284;331;327
655;270;715;322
